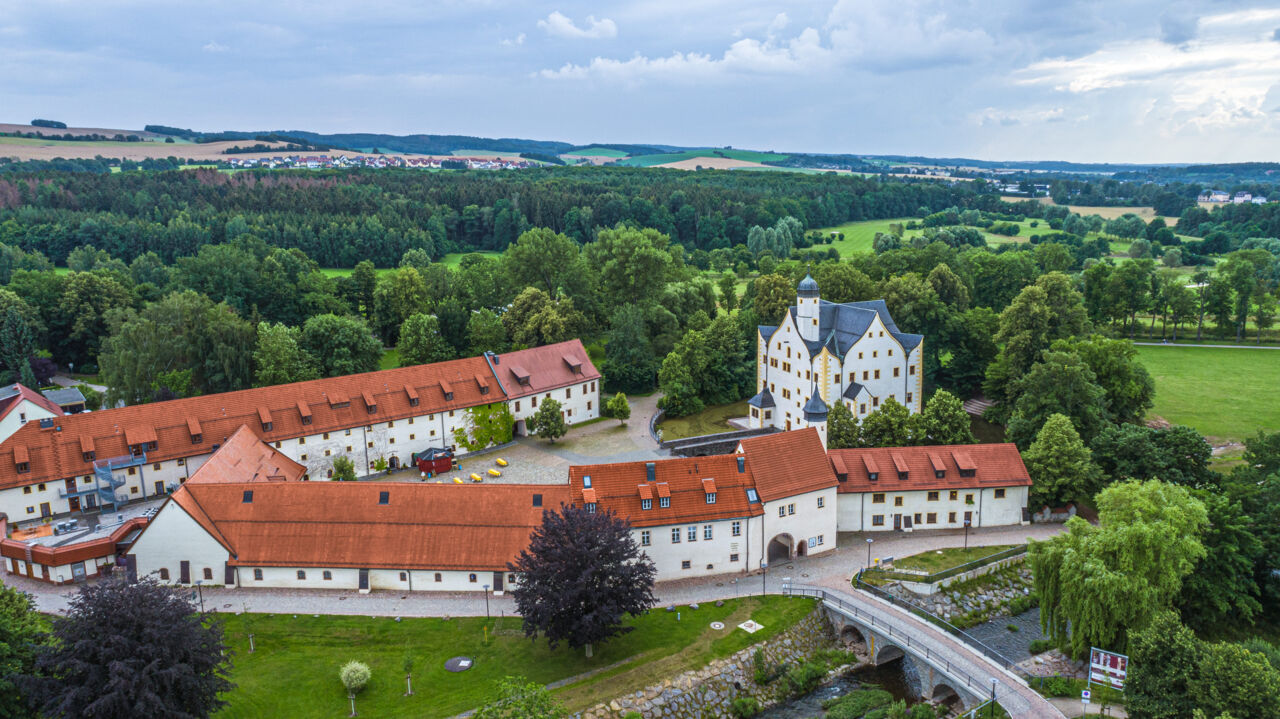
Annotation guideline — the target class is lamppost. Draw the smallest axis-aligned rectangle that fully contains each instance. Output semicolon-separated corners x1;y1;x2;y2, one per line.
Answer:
195;580;205;613
865;537;873;569
964;519;971;549
760;562;768;596
989;677;997;717
482;584;490;618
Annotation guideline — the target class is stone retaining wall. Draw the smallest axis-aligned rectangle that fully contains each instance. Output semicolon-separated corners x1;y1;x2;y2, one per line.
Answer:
898;554;1026;595
575;605;837;719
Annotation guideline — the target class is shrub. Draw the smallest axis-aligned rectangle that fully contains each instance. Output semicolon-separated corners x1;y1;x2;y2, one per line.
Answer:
339;660;371;694
1006;624;1019;632
1028;639;1054;655
728;696;760;718
783;660;827;696
1006;593;1038;615
752;648;784;685
823;688;893;719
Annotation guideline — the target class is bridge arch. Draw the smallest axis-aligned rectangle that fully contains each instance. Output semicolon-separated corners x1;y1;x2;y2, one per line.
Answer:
839;624;866;649
931;682;961;705
766;533;794;563
874;643;904;665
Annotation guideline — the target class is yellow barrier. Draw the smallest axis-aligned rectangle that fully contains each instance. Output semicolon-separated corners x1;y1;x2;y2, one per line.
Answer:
495;458;508;467
470;473;483;482
452;477;463;484
488;468;501;477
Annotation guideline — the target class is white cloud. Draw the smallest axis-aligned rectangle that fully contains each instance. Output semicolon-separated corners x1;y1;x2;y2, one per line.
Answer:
202;41;228;53
500;33;525;47
537;11;617;40
974;106;1067;126
1016;8;1280;130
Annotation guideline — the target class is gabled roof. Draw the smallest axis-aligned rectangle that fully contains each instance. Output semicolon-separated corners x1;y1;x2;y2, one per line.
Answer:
843;382;866;400
827;443;1031;493
496;340;599;398
568;454;762;528
737;428;837;502
40;387;86;407
785;299;923;359
0;341;592;491
0;384;63;422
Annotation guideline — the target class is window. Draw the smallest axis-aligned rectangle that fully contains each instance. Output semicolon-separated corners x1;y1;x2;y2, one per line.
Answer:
177;458;184;466
565;388;571;398
927;513;937;524
909;365;916;375
387;421;394;429
324;571;332;580
817;496;825;509
22;487;30;494
253;569;263;581
872;397;879;407
893;367;900;377
949;512;957;523
862;370;869;380
995;489;1006;499
859;403;866;414
325;449;331;457
874;369;881;379
965;493;974;504
153;462;161;471
345;429;351;436
927;491;939;501
242;490;253;503
300;454;308;461
949;490;958;500
640;530;651;546
378;491;389;505
127;468;136;476
297;570;307;580
914;513;923;524
641;498;653;510
681;561;692;570
671;528;681;543
434;573;442;582
872;492;886;503
469;573;477;583
706;492;716;504
788;503;796;515
872;515;885;526
659;497;670;508
25;507;33;514
730;553;740;562
409;434;415;441
746;488;760;503
159;568;170;580
323;432;330;439
778;506;786;518
585;502;596;513
130;486;139;494
732;521;741;537
203;567;213;580
704;525;713;540
894;496;903;507
687;525;697;542
399;572;408;581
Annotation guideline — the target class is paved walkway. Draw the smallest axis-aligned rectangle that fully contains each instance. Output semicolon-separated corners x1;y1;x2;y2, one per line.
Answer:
4;523;1063;617
1048;697;1127;717
802;584;1065;718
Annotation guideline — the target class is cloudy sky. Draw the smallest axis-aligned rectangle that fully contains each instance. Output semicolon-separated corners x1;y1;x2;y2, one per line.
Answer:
3;0;1280;163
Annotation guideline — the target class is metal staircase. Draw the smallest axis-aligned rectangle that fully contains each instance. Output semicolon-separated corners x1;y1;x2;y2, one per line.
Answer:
92;453;146;512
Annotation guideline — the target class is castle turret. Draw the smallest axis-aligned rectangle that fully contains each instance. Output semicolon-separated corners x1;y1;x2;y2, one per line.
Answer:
796;273;820;343
802;387;828;449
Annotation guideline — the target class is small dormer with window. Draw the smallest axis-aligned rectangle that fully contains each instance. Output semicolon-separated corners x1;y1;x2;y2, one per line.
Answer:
327;393;351;409
124;426;158;456
13;445;30;474
863;455;880;482
187;417;202;444
891;452;909;480
362;391;377;414
297;400;312;426
702;478;717;504
952;449;978;478
258;406;273;432
474;374;490;395
440;379;454;402
404;384;420;407
80;435;95;463
637;482;652;510
511;366;531;387
929;453;946;479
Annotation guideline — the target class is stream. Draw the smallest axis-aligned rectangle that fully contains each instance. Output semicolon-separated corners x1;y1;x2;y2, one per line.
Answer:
756;659;924;718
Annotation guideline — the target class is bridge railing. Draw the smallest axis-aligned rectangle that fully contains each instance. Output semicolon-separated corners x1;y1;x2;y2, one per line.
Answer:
784;584;1009;697
849;572;1019;670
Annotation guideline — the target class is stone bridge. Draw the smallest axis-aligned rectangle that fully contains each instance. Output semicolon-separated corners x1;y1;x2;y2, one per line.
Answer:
785;585;1065;718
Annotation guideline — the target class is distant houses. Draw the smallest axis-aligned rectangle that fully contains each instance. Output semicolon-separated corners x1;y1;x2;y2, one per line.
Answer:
1197;189;1268;204
222;154;538;171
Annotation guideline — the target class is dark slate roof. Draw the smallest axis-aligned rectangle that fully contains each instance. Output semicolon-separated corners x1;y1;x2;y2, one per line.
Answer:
797;274;820;297
788;299;923;358
42;387;86;406
842;382;866;400
758;325;778;342
748;389;775;409
803;392;828;420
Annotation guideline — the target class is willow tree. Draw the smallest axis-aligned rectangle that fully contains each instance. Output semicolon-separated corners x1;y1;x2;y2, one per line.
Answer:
1030;480;1208;657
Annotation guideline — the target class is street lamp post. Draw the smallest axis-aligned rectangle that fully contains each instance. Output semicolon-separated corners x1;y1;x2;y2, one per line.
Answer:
482;584;490;618
760;562;768;596
865;538;873;569
964;519;971;549
989;677;997;717
195;580;205;613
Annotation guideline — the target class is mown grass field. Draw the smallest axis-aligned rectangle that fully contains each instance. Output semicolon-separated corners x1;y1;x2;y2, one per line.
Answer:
619;148;788;167
657;400;749;440
1136;344;1280;442
563;147;629;158
215;596;815;718
893;545;1018;574
814;217;1045;256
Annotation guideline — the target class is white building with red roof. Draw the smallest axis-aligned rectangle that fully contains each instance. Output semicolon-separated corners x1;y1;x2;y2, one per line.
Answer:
0;383;63;447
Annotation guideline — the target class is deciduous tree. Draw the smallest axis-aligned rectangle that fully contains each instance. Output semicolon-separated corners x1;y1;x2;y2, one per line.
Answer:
397;313;454;366
473;677;566;719
858;398;912;448
509;504;656;658
253;322;320;387
605;393;631;424
909;390;975;445
299;314;382;377
531;398;567;443
1022;413;1102;508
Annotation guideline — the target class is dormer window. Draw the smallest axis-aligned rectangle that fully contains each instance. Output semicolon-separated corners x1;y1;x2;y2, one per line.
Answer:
746;488;760;504
363;391;377;414
258;406;273;432
191;434;202;445
929;454;946;480
14;446;30;474
83;451;95;462
297;400;312;426
440;379;454;402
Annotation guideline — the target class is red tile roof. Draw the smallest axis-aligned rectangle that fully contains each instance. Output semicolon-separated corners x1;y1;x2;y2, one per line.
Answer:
0;341;594;491
494;342;599;398
569;454;762;528
827;443;1031;493
146;426;569;571
0;384;64;423
736;429;838;502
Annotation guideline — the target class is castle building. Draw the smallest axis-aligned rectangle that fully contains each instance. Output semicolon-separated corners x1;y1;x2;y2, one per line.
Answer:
749;275;923;438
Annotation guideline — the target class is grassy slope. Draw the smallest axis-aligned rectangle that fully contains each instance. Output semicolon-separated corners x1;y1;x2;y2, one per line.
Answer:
563;147;629;158
1136;345;1280;442
620;149;789;167
657;400;750;440
216;596;814;718
892;545;1018;573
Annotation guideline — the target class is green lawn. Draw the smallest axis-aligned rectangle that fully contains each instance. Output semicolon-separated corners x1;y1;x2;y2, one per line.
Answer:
657;400;749;441
893;545;1018;574
215;596;814;718
1136;345;1280;442
379;348;400;370
813;217;1045;256
563;147;629;158
619;148;789;167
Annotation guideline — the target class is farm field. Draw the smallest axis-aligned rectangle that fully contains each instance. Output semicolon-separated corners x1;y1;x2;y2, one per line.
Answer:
814;217;1044;255
1006;197;1159;221
619;148;788;168
1136;345;1280;443
215;596;814;718
563;147;629;158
